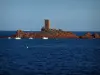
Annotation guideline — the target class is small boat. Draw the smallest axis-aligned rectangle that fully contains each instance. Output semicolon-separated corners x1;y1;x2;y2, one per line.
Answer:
26;46;28;48
15;37;21;40
29;37;33;39
8;37;11;39
42;37;48;39
26;44;29;48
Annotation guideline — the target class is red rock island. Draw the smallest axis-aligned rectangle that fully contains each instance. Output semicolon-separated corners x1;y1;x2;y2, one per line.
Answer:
11;19;79;39
1;19;100;39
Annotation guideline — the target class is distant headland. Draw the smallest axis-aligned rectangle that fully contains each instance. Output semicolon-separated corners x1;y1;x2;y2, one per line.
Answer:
0;19;100;39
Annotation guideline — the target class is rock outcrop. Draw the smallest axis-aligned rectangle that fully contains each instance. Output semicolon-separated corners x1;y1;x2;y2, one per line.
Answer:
13;29;79;39
79;32;93;39
0;30;100;39
0;20;100;39
16;30;24;38
92;33;100;39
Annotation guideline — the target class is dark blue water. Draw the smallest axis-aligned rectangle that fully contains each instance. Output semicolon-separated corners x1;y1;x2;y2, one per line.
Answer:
0;31;100;75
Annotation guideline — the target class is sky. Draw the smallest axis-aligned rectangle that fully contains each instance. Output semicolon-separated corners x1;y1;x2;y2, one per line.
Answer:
0;0;100;31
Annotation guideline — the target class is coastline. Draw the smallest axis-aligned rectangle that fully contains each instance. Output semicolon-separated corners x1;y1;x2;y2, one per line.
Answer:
0;31;100;39
0;19;100;39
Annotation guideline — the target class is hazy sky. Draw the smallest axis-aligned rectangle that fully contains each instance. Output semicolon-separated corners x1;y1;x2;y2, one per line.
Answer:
0;0;100;31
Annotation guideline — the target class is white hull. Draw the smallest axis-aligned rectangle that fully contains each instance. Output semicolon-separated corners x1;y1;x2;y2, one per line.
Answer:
15;37;21;40
42;37;48;39
29;37;33;39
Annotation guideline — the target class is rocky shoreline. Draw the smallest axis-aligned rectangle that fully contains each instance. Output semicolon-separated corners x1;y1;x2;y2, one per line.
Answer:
0;19;100;39
0;30;98;39
0;30;100;39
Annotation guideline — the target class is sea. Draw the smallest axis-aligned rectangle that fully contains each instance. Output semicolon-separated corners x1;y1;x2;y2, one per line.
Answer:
0;31;100;75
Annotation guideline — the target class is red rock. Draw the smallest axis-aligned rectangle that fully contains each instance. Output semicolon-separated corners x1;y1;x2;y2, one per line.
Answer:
92;33;100;38
80;32;93;39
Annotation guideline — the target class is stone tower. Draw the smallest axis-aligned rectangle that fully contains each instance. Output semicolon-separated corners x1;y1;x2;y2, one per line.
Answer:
45;19;50;29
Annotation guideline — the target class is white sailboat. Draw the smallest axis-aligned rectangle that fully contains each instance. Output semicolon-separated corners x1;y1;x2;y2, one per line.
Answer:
15;37;21;40
29;37;33;39
42;37;48;40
